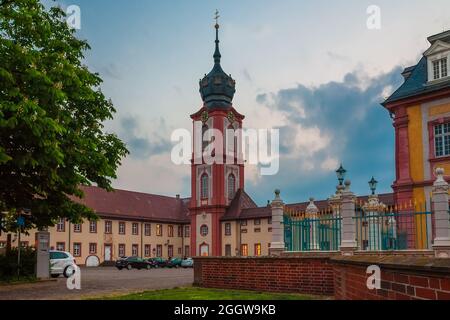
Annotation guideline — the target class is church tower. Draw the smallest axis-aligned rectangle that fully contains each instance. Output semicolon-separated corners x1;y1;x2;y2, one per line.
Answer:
189;13;245;257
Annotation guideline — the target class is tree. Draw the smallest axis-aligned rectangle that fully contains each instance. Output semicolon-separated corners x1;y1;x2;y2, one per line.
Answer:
0;0;129;231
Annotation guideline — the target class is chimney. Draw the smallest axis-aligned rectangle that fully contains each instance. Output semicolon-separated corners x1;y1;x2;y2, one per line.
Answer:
176;194;180;200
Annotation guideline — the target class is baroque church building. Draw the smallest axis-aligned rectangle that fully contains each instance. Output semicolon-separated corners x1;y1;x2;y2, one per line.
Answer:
0;20;278;265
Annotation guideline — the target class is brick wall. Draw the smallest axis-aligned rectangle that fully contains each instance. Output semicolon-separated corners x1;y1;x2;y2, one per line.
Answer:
333;256;450;300
194;256;334;296
194;255;450;300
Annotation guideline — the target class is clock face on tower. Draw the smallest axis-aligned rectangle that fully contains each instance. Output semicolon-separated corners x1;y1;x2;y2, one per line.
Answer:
227;111;235;124
201;111;209;123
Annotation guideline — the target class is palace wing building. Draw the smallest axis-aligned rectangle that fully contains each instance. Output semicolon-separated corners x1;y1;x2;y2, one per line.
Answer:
383;30;450;210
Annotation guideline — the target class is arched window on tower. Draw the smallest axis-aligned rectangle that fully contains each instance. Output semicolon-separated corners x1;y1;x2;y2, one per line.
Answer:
201;173;209;199
228;174;236;200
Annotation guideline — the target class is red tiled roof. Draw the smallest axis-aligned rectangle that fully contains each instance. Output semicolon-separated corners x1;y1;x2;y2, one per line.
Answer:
72;186;394;223
73;186;190;223
221;189;258;221
222;193;395;221
286;193;395;212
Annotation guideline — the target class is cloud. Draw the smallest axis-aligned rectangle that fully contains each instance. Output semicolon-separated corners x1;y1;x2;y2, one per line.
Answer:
98;63;122;80
119;116;172;160
248;65;404;203
114;153;190;197
327;51;350;62
242;69;252;83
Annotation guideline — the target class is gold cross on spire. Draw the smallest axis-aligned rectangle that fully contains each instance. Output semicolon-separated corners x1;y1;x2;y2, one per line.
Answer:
214;9;220;25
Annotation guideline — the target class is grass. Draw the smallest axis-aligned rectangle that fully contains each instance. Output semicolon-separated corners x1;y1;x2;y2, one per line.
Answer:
0;276;37;286
100;287;325;300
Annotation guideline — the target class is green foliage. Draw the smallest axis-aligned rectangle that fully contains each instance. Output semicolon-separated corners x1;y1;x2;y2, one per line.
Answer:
0;246;36;281
0;0;129;231
100;287;322;300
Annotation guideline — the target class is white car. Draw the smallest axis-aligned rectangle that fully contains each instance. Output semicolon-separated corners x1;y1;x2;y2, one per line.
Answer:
50;250;77;278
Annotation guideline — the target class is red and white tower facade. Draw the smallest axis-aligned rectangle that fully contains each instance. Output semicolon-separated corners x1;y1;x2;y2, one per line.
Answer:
189;17;245;257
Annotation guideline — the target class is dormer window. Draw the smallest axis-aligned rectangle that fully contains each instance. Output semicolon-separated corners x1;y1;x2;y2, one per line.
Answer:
424;39;450;83
433;58;448;80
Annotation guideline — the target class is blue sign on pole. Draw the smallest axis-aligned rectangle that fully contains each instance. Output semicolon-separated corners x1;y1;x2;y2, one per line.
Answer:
17;216;25;227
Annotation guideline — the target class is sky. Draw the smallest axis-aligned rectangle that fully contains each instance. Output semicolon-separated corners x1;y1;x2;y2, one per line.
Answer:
45;0;450;205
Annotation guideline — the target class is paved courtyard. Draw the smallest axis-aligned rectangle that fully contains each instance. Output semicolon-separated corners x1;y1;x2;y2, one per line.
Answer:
0;267;194;300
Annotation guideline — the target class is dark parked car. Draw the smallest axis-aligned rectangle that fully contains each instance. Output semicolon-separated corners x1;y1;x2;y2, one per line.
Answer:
148;257;169;268
116;256;153;270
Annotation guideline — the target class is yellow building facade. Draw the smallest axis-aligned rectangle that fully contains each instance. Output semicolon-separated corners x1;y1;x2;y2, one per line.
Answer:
383;30;450;248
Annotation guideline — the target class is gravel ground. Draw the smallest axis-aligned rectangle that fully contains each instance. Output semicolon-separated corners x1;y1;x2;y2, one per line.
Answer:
0;267;194;300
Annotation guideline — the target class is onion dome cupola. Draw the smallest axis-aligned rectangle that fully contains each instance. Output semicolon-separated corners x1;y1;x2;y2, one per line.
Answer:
199;12;236;108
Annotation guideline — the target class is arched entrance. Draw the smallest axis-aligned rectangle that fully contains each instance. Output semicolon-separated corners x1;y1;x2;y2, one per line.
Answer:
199;243;209;257
85;255;100;267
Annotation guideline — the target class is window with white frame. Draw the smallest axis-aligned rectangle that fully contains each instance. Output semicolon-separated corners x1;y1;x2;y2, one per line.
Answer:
56;218;65;232
56;242;65;251
156;245;162;257
435;123;450;157
73;243;81;257
132;223;139;235
118;244;125;257
184;225;190;238
225;223;231;236
156;224;163;236
443;58;448;77
105;220;112;234
73;223;81;233
89;243;97;254
132;244;138;256
200;224;209;237
89;220;97;233
145;244;151;257
433;57;448;80
119;222;125;235
168;225;174;237
145;223;151;236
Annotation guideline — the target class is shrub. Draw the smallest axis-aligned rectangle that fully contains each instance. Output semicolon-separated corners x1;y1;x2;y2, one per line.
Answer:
0;247;36;281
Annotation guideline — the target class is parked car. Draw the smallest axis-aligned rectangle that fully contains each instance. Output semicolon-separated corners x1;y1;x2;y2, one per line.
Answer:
167;257;183;268
149;257;169;268
49;250;77;278
181;258;194;268
116;256;153;270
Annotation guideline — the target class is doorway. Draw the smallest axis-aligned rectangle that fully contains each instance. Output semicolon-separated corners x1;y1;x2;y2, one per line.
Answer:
104;244;112;261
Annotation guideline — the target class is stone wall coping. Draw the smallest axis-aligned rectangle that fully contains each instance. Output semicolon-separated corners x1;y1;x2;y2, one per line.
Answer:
193;255;333;261
331;255;450;274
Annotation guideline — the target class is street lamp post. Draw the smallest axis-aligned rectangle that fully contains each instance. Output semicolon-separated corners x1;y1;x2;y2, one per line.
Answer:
369;177;378;195
336;165;347;186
